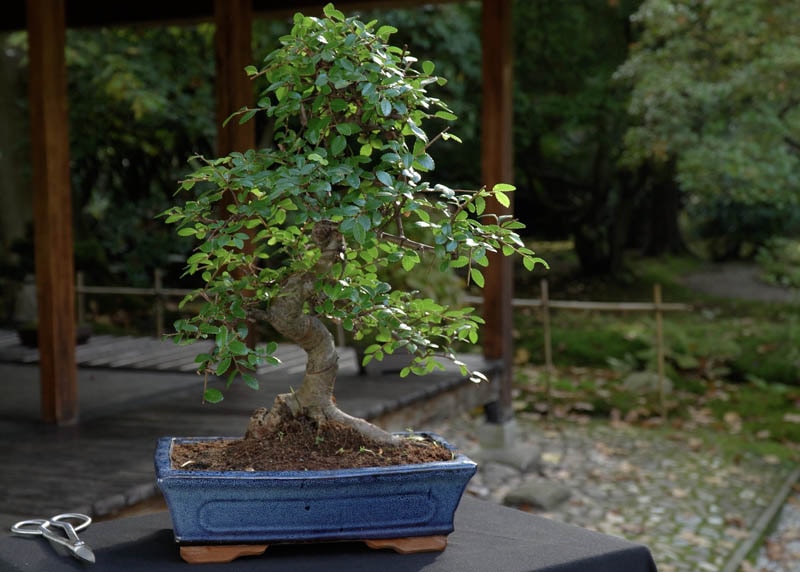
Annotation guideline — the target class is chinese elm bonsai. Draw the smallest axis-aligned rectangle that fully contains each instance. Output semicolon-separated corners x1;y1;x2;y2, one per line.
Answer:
162;4;545;454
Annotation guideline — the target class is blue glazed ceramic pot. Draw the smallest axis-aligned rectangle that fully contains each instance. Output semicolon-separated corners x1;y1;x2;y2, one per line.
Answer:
154;433;476;545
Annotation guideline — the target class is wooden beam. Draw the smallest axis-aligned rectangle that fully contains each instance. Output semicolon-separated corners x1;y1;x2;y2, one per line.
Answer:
214;0;255;156
27;0;78;425
2;1;458;33
480;0;514;422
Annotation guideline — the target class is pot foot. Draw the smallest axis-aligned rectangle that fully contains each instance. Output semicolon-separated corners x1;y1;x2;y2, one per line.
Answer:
177;535;448;562
364;535;448;554
179;544;269;563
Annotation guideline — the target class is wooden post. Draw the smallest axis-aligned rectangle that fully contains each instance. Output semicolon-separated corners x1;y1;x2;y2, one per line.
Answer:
27;0;78;425
214;0;254;157
654;283;667;421
481;0;515;423
214;0;256;347
541;279;553;415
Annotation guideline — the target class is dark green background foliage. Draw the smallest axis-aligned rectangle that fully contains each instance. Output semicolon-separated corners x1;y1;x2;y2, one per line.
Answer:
5;0;800;284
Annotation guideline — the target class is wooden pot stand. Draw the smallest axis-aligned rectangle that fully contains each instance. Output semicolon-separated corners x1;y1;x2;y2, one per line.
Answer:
179;535;448;564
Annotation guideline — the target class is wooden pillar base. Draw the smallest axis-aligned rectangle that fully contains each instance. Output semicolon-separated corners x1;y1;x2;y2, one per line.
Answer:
179;535;448;563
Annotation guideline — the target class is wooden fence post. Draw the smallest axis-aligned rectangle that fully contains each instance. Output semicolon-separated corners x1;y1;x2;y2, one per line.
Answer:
541;279;554;415
154;268;164;337
654;284;667;421
76;271;85;326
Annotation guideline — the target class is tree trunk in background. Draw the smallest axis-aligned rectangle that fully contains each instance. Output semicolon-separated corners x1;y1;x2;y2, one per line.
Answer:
572;222;612;276
641;173;688;257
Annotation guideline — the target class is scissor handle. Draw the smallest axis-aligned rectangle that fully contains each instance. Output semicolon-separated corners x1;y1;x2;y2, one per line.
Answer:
11;513;91;535
10;518;50;535
50;513;92;533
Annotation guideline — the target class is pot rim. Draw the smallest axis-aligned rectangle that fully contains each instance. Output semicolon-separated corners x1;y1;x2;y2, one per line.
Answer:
155;432;477;480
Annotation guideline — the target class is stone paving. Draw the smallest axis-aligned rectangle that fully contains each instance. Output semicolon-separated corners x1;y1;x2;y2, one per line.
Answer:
430;412;799;572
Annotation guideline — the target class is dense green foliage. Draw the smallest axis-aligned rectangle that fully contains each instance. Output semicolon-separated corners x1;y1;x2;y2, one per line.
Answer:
5;0;800;287
163;5;544;400
65;26;217;285
617;0;800;259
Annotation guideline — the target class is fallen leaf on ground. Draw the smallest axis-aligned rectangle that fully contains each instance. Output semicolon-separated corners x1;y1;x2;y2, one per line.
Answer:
766;539;784;561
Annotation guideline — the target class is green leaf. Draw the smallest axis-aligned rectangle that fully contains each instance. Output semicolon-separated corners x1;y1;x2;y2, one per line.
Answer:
330;98;348;112
377;25;398;39
415;154;434;171
203;388;224;404
330;135;346;156
308;152;328;165
405;119;428;142
228;340;248;355
449;255;469;268
376;170;392;187
237;109;258;125
216;357;231;376
335;122;360;136
352;221;366;244
493;183;515;193
242;373;260;391
323;3;345;21
401;252;419;271
470;268;485;288
422;60;435;75
495;191;510;208
357;214;371;232
434;110;457;121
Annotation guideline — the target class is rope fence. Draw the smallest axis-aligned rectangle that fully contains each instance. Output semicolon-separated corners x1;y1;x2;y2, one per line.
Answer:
77;273;691;419
76;270;192;338
465;279;691;420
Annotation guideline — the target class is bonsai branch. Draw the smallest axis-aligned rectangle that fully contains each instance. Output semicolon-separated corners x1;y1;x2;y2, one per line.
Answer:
375;230;432;253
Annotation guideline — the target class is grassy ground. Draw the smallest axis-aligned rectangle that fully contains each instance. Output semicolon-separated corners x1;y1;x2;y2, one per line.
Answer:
510;243;800;463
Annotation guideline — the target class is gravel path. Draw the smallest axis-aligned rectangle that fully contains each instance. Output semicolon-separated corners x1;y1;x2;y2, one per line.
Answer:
683;261;800;570
430;413;799;572
681;262;798;303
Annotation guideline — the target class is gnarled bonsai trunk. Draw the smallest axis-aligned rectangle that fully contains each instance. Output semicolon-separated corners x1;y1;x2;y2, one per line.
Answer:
245;221;398;445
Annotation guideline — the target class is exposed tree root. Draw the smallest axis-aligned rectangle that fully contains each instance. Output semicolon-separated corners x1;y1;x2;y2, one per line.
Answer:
245;393;399;445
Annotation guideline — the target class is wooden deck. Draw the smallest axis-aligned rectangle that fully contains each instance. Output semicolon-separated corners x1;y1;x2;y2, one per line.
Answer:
0;329;498;530
0;329;344;375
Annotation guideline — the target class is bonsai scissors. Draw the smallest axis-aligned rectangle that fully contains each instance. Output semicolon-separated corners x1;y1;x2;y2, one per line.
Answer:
11;512;95;564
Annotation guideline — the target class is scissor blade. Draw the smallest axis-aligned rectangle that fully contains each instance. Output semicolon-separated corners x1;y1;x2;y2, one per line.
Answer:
71;543;96;564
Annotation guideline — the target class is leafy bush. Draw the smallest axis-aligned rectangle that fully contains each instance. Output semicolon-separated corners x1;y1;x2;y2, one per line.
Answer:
685;198;800;261
755;238;800;289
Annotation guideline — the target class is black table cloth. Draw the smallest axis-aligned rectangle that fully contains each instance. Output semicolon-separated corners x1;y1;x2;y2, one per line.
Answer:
0;496;657;571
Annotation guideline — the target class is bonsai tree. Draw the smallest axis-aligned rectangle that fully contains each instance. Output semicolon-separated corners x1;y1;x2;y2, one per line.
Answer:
162;4;545;447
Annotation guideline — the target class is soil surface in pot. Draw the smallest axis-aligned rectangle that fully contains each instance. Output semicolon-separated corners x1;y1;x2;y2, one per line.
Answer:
171;417;455;472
